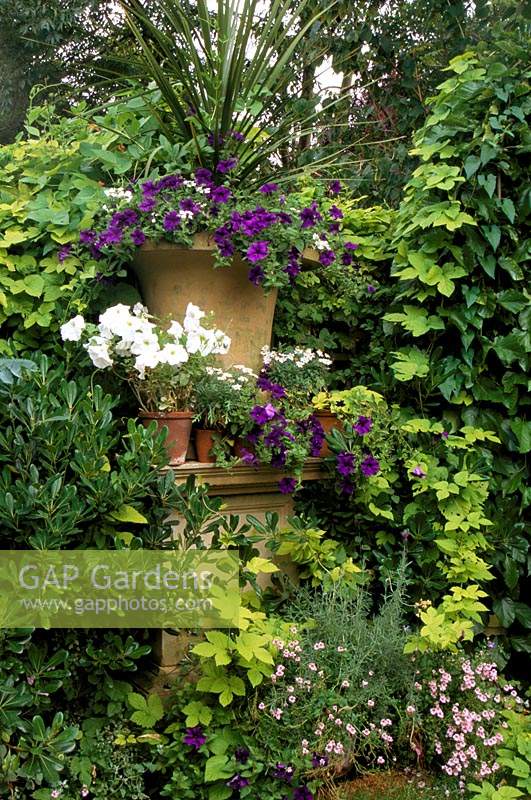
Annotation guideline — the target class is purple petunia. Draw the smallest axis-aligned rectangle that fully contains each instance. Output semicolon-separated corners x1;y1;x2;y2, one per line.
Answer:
138;197;157;213
234;746;250;764
58;244;72;263
210;186;232;204
180;197;202;216
195;167;213;186
99;226;122;246
329;205;343;220
319;249;336;267
345;241;359;251
111;208;138;228
226;774;249;791
217;157;238;174
329;180;342;195
294;787;314;800
250;403;277;426
157;174;184;191
248;264;265;286
183;726;206;750
259;182;280;194
239;447;259;466
336;451;355;477
353;415;373;436
218;238;235;257
272;763;294;783
279;477;297;494
163;210;181;231
131;228;146;246
246;240;269;262
79;229;96;245
257;374;286;399
329;222;340;234
300;201;322;229
361;454;380;477
367;284;376;294
411;465;426;478
231;130;244;142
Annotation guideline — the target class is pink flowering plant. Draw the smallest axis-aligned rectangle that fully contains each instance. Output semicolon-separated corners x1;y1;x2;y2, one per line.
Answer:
411;645;527;793
72;173;360;290
253;578;417;779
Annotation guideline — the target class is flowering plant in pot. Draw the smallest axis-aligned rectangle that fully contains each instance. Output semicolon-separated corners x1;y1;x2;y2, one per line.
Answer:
73;173;359;372
255;346;333;457
192;365;258;463
60;302;230;464
81;0;358;371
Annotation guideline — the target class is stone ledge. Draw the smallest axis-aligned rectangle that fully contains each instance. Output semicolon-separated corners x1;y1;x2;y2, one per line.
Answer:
166;457;326;495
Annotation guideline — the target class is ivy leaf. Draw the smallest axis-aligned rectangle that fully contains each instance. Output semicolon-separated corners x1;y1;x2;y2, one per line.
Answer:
481;224;501;251
500;197;516;223
497;290;528;313
492;333;529;367
464;155;481;178
478;173;496;198
493;597;516;628
510;419;531;454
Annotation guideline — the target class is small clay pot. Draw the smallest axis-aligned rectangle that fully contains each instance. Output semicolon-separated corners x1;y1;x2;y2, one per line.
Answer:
140;410;193;465
314;410;343;457
195;428;219;463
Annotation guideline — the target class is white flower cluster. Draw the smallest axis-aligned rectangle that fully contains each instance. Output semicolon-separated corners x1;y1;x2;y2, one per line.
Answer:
205;364;257;390
260;345;332;368
312;232;330;251
60;302;231;378
103;187;133;201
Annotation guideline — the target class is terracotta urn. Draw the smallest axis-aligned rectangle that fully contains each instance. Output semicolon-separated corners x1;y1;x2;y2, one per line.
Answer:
131;234;319;373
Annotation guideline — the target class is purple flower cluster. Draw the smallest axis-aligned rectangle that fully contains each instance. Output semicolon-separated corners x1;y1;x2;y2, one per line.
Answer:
183;725;207;750
353;415;373;435
76;169;360;289
299;201;322;229
335;449;380;494
272;762;294;783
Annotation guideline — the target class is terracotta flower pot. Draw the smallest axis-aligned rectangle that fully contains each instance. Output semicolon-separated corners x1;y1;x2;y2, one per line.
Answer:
314;410;343;457
131;234;320;373
140;410;193;465
195;428;219;463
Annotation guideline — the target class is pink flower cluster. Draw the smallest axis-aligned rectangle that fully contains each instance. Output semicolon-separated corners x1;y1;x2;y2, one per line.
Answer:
260;636;398;770
416;652;525;789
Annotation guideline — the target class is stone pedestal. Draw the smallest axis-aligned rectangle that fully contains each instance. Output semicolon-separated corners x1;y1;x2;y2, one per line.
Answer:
153;459;325;668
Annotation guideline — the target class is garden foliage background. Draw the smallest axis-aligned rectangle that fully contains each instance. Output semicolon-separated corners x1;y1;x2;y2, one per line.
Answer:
0;1;529;798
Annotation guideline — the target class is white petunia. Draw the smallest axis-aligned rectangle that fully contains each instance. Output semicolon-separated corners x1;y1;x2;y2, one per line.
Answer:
134;349;161;376
60;315;85;342
130;333;160;356
98;304;134;337
185;331;202;354
168;320;184;340
132;303;149;317
85;336;113;368
183;303;205;332
158;343;189;365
